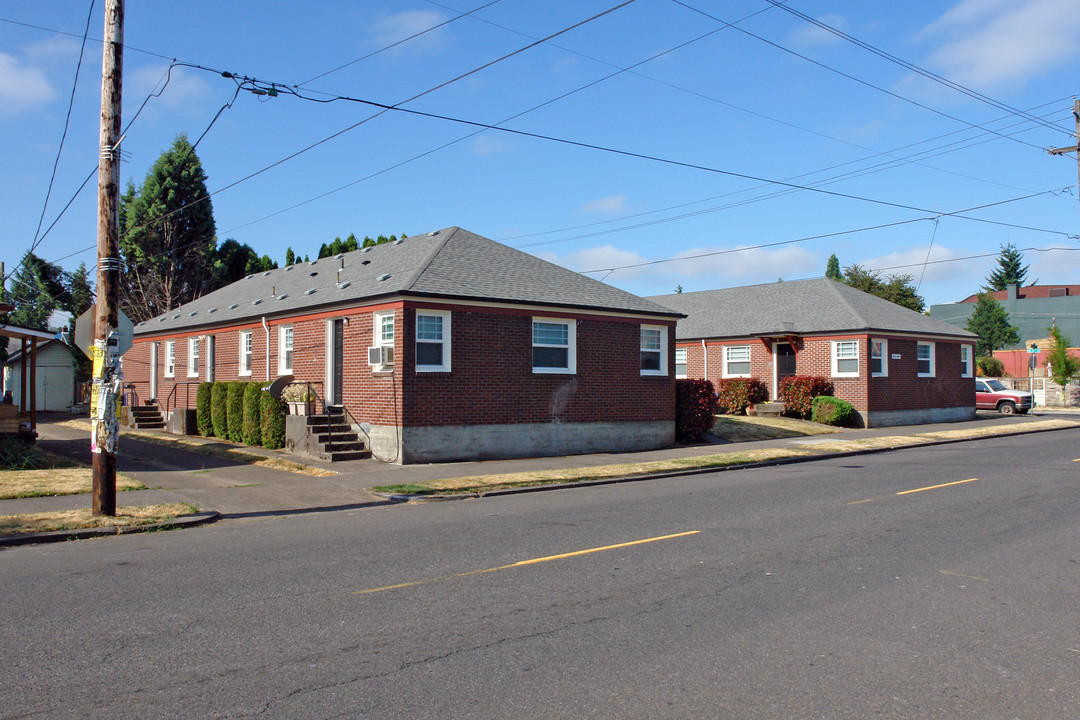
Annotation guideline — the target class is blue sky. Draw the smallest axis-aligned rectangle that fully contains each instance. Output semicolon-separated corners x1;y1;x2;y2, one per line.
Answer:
3;0;1079;310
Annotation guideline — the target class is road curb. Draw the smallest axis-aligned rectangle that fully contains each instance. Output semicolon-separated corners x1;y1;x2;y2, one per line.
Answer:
383;421;1080;502
0;510;220;548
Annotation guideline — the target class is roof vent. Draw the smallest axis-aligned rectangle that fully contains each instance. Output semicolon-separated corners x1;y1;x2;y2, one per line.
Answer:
393;238;404;245
172;313;180;319
278;293;288;300
188;311;197;317
228;303;239;310
310;259;318;265
208;308;217;314
137;321;145;327
159;317;166;322
338;281;351;290
335;253;345;260
428;230;440;237
361;246;373;253
378;273;391;282
285;265;292;272
263;271;272;277
304;288;316;296
245;274;253;280
309;272;318;277
252;298;262;305
361;260;371;265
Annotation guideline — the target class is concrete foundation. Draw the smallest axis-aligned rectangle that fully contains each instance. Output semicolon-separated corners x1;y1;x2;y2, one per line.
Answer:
366;420;675;464
864;405;976;428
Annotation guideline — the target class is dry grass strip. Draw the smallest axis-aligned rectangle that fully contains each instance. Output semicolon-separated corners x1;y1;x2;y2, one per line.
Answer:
0;502;198;535
796;436;931;454
916;418;1080;440
1;468;143;499
712;415;839;441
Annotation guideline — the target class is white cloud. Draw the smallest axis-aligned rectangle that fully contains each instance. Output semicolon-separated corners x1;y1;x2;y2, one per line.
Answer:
578;195;629;215
861;244;964;284
917;0;1080;90
0;52;55;115
788;13;849;46
127;65;211;112
472;133;515;156
371;10;449;54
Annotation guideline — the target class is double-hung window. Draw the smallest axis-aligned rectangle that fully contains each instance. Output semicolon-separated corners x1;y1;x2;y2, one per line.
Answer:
279;325;293;375
415;310;450;372
917;341;935;377
723;345;751;377
532;318;575;374
960;344;973;378
832;340;859;377
165;340;175;378
640;325;667;376
188;337;200;378
239;330;252;376
675;348;688;379
373;311;395;369
870;339;887;377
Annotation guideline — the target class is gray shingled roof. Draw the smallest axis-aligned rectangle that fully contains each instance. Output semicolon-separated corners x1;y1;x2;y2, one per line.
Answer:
135;227;681;335
649;278;977;341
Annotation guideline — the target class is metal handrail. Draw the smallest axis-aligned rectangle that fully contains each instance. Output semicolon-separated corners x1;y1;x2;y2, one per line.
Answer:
123;382;141;409
283;380;359;456
164;381;202;417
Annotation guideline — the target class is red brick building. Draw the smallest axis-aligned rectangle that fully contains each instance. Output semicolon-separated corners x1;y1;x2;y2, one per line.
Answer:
650;279;978;427
124;228;683;463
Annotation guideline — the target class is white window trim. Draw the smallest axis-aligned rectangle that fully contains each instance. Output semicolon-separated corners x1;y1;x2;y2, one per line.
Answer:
415;310;451;373
373;310;396;371
187;337;200;378
640;325;668;377
532;317;576;374
831;339;860;378
164;340;175;378
722;345;751;379
675;347;688;379
239;330;252;376
917;341;936;378
870;338;888;378
960;343;973;378
278;325;293;376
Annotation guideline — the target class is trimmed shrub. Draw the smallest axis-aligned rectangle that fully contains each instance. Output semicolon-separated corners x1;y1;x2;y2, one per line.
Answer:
196;382;214;436
675;378;721;442
715;378;769;415
976;355;1004;377
226;382;245;443
780;375;834;419
242;382;262;447
811;395;858;427
210;382;228;438
260;390;286;450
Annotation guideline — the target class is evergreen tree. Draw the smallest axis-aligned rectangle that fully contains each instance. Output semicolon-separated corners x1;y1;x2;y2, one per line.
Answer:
825;253;842;281
285;247;295;266
984;242;1030;291
6;252;67;330
965;292;1020;356
210;239;277;290
1044;325;1080;402
119;134;217;323
841;264;925;312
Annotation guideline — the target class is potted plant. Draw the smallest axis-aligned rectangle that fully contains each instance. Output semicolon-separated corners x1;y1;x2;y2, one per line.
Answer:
281;383;316;415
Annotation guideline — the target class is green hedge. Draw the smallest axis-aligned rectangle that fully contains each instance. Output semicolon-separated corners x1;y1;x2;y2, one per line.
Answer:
811;395;858;427
715;378;769;415
210;382;228;438
226;382;245;443
196;382;214;436
675;378;720;442
242;382;263;447
260;390;286;449
779;376;834;419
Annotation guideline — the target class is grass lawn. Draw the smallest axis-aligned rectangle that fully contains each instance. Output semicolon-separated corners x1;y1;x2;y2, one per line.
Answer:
710;415;840;442
0;503;199;535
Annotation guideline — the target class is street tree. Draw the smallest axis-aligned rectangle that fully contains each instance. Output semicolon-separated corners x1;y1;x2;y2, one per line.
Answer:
841;264;925;312
1044;325;1080;403
985;242;1031;291
965;292;1020;356
119;134;217;324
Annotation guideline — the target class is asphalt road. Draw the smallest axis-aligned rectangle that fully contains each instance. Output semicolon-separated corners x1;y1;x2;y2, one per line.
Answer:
3;428;1079;719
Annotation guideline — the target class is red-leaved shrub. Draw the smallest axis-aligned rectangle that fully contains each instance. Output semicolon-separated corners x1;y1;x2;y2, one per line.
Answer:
675;378;720;442
715;378;769;415
779;375;834;418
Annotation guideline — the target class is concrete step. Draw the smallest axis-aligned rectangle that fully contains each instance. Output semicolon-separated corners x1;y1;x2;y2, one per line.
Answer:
319;449;371;462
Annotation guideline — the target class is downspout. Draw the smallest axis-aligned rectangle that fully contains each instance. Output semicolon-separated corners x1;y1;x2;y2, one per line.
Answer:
261;316;270;381
701;339;708;383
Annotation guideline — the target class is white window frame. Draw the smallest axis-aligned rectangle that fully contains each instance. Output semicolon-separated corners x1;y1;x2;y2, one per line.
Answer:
164;340;175;378
415;310;451;372
239;330;252;376
373;310;396;370
917;341;935;377
278;325;293;376
870;338;887;377
675;347;688;379
532;318;576;374
187;337;200;378
722;345;751;378
640;325;667;376
831;339;860;378
960;343;973;378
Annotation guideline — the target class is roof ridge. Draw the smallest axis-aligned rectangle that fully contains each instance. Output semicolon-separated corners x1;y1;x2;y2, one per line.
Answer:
821;278;868;329
397;227;458;292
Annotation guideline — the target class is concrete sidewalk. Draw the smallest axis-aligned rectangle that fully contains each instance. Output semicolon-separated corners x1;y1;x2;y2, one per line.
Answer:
4;410;1079;538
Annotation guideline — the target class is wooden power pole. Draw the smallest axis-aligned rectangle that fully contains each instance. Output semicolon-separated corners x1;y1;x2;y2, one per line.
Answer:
92;0;124;517
1048;98;1080;222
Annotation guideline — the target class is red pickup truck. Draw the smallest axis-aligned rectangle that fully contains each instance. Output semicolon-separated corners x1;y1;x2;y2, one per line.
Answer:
975;378;1032;414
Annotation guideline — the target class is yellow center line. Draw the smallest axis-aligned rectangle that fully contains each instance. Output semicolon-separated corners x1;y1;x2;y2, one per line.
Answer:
896;477;978;496
354;530;700;595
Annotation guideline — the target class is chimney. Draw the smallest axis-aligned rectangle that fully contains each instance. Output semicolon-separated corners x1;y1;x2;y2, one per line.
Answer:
1006;282;1020;300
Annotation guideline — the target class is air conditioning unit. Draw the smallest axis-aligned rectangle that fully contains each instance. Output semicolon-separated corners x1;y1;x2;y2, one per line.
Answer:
368;346;392;366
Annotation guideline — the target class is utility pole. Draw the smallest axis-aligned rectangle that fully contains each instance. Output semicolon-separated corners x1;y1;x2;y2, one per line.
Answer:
1047;98;1080;222
92;0;124;517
